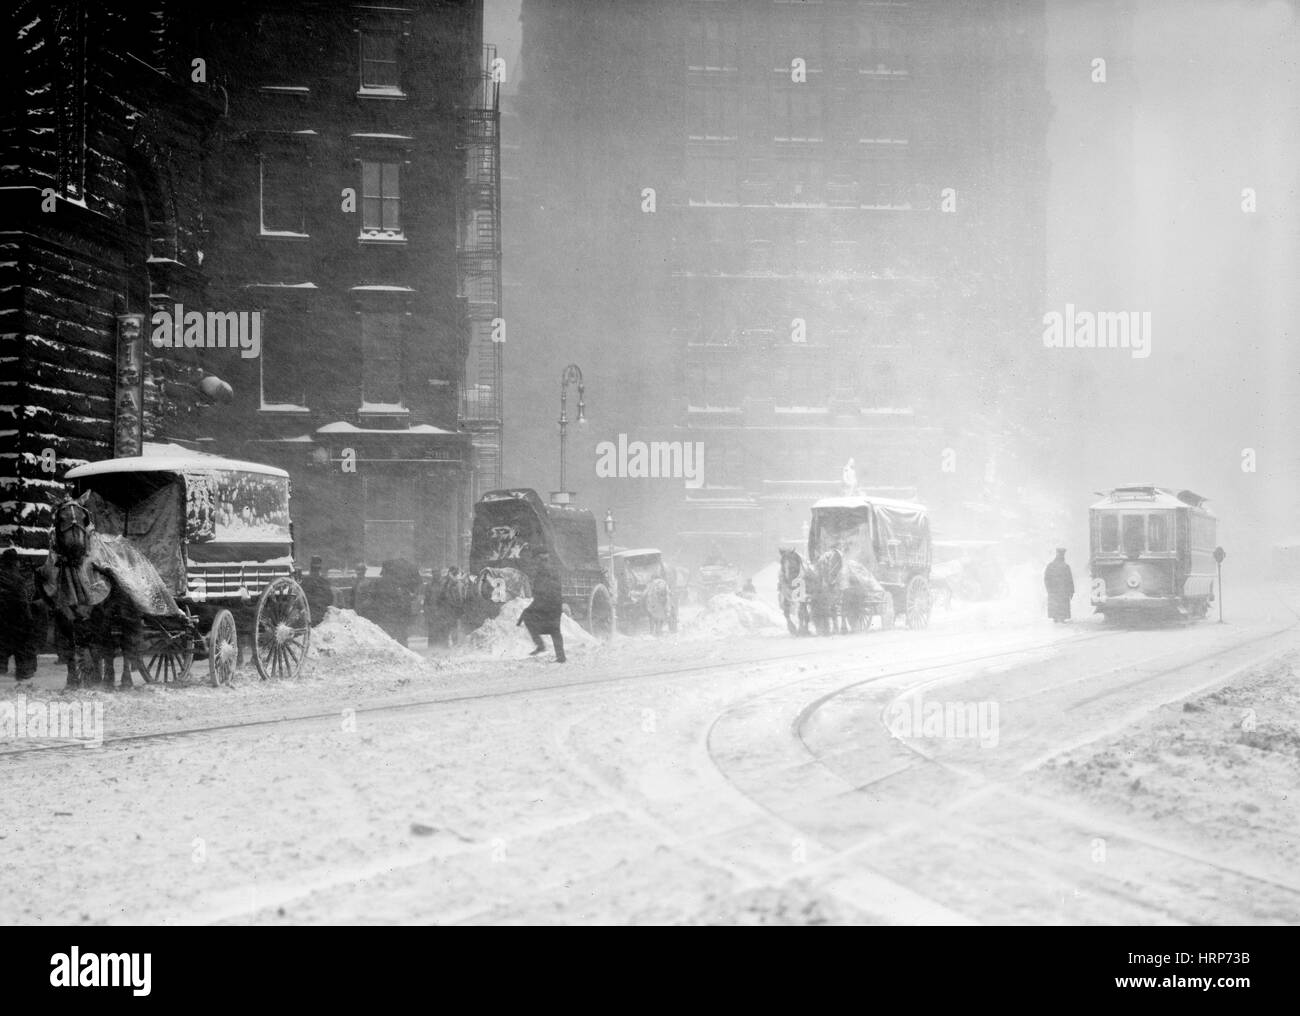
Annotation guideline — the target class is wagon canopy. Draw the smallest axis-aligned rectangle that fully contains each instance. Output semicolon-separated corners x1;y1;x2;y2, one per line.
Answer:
872;499;931;568
808;495;930;569
65;443;294;582
469;489;603;574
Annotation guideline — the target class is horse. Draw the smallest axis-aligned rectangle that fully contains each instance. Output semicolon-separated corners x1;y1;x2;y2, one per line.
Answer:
777;548;814;636
425;567;474;649
642;576;674;635
38;497;149;689
811;548;878;635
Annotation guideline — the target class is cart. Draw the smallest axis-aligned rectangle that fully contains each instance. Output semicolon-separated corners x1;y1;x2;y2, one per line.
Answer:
64;443;311;685
469;488;614;638
610;548;678;635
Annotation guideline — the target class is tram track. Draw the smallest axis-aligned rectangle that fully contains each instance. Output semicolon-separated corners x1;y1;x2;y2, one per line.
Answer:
0;622;1103;761
716;595;1300;922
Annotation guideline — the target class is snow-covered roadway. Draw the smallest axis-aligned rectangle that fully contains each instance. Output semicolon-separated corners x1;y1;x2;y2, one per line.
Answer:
2;584;1297;925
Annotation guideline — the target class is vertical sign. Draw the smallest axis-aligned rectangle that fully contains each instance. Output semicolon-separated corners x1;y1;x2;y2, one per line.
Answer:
114;313;145;457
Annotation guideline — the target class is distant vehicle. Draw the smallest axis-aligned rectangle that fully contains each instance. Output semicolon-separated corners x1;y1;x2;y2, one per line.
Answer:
807;495;933;630
693;561;741;604
64;443;310;684
1089;485;1216;621
468;488;614;638
610;549;678;635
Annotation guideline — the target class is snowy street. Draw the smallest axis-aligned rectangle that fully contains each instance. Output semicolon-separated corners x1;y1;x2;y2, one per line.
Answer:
4;580;1298;926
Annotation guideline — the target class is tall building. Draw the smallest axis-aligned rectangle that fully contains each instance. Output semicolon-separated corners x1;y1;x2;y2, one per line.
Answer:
1;3;220;556
507;0;1051;569
2;1;486;572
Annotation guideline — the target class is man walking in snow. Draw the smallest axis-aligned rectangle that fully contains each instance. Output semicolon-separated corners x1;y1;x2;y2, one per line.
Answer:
1044;548;1074;622
518;548;565;662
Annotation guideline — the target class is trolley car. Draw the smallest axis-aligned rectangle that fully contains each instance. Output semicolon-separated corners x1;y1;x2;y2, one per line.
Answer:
1088;484;1216;621
64;443;311;684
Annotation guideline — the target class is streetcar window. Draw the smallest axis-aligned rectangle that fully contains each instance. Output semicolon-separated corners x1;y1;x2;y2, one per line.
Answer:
1147;513;1170;552
1098;514;1119;552
1122;514;1145;556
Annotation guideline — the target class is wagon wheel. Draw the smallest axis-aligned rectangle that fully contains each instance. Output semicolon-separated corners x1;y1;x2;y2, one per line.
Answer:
140;623;196;685
905;576;931;630
253;577;311;680
880;590;897;630
207;609;238;687
586;584;614;641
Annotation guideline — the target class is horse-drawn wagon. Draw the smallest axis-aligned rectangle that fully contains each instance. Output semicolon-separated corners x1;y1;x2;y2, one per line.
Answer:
610;549;678;635
469;489;614;638
780;495;932;634
57;443;311;685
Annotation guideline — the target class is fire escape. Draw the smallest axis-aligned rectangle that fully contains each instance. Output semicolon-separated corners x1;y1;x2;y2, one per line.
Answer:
457;45;504;501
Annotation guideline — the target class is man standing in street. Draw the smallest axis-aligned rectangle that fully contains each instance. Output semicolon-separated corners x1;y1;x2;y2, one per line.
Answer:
518;548;565;662
301;556;335;627
0;548;37;680
1044;547;1074;623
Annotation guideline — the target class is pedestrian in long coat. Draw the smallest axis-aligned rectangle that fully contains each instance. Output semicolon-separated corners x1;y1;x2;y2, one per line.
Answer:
518;548;565;662
1044;548;1074;622
0;549;38;680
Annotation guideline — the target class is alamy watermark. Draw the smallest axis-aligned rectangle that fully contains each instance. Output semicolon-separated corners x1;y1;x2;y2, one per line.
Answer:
150;303;261;359
595;434;704;488
1;695;104;746
885;695;1000;749
1042;304;1151;359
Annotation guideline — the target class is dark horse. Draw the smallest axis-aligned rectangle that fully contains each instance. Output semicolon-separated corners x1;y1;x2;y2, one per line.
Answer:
777;548;815;637
39;497;159;689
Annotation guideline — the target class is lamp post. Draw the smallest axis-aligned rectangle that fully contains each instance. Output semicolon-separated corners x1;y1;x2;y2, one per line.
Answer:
1214;546;1225;622
604;508;616;633
554;364;585;505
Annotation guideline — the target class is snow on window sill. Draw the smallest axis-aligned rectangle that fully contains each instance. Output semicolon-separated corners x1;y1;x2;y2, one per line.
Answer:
260;229;310;240
358;231;407;244
359;403;408;415
260;403;311;414
357;87;406;100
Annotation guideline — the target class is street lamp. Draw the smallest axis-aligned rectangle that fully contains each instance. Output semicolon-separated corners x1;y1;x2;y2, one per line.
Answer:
1214;546;1226;623
554;363;585;504
604;508;616;632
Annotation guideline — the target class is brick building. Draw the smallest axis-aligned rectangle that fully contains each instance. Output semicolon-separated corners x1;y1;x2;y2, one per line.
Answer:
2;1;489;573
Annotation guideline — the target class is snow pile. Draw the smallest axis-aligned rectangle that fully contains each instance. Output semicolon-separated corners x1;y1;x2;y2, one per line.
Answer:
750;562;783;614
307;607;423;669
700;593;786;633
458;598;599;658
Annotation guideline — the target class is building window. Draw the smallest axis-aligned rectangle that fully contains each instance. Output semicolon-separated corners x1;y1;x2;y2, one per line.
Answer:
360;31;401;93
687;361;740;409
260;154;307;235
361;312;403;407
773;89;822;141
774;11;823;70
686;14;737;70
363;470;418;563
685;155;737;205
686;87;740;141
361;160;402;237
259;309;310;409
